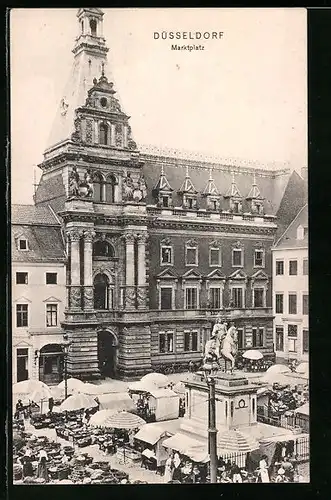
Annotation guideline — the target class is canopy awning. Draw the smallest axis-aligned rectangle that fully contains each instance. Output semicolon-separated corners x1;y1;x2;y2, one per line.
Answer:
142;448;156;459
162;432;205;455
148;388;178;399
135;424;170;445
293;403;309;416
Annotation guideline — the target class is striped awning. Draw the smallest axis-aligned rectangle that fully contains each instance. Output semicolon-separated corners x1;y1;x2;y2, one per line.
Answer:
217;429;259;453
102;411;146;430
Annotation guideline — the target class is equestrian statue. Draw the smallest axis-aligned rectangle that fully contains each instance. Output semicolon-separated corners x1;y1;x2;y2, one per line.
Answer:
203;318;238;375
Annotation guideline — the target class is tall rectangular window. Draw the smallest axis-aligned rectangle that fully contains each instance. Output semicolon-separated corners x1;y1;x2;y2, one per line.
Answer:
275;293;284;314
46;273;57;285
16;304;28;327
302;329;309;354
253;288;264;308
288;324;298;352
160;287;172;310
288;294;297;314
252;327;264;348
302;294;309;315
161;246;173;265
16;348;29;382
184;331;198;352
16;272;28;284
276;260;284;275
46;304;58;327
275;326;284;351
210;247;221;266
303;259;308;275
254;249;264;267
186;246;198;266
159;332;174;353
237;328;244;349
232;287;243;308
289;260;298;275
210;287;222;309
232;249;243;267
185;287;198;309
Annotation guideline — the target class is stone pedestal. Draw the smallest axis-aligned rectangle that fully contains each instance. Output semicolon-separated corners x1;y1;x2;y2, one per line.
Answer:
116;323;152;379
65;328;101;380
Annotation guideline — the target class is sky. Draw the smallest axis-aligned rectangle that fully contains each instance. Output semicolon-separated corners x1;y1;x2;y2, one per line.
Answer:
10;8;307;205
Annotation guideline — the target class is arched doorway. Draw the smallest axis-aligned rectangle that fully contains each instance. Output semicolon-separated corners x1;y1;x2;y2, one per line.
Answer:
39;344;64;385
98;330;118;378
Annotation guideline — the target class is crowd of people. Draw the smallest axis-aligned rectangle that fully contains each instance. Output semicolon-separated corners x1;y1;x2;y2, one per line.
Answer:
268;384;308;418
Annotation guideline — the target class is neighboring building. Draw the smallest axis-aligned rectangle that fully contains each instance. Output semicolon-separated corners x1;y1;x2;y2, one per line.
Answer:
272;204;308;363
12;205;66;384
26;8;307;380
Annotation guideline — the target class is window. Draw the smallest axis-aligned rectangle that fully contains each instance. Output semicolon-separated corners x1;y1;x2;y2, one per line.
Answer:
93;241;115;258
275;293;284;314
252;327;264;348
288;294;297;314
211;200;217;211
16;304;28;327
302;294;309;315
253;288;264;308
232;249;243;267
46;304;58;327
289;260;298;275
16;272;28;285
160;287;173;310
302;329;309;354
161;246;173;265
303;259;308;275
106;175;116;203
288;324;298;352
162;196;169;208
254;249;264;267
237;328;244;349
94;273;110;309
231;287;243;308
16;348;29;382
187;197;194;209
18;238;28;251
100;97;107;108
210;247;221;267
185;287;198;309
303;227;308;238
159;332;174;353
99;122;108;145
186;246;198;266
275;260;284;275
184;331;198;352
93;172;104;202
209;287;222;309
90;18;97;36
46;272;57;285
275;326;284;351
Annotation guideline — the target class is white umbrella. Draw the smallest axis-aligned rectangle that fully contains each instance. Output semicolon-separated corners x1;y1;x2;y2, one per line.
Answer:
59;393;98;412
265;364;291;375
261;372;293;386
82;383;103;395
242;350;263;360
29;386;52;402
128;381;154;393
140;373;170;388
101;410;146;430
296;362;309;376
89;409;119;427
13;379;49;394
172;382;186;395
58;377;85;392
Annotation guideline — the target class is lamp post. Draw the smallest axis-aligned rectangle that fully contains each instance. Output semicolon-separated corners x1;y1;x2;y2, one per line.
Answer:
202;361;218;484
62;334;72;400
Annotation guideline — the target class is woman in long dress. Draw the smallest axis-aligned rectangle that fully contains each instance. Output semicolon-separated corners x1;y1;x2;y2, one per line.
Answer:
164;453;174;483
37;456;49;483
257;455;270;483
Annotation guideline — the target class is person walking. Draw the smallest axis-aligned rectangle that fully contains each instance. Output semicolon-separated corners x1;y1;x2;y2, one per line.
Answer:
48;397;54;414
257;455;270;483
37;455;49;483
164;453;175;483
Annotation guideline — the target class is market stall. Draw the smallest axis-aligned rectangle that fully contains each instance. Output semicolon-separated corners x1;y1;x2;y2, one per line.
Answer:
134;423;172;469
98;392;135;412
148;388;180;422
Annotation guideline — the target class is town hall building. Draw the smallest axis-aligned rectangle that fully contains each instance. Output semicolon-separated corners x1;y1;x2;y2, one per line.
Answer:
14;8;307;381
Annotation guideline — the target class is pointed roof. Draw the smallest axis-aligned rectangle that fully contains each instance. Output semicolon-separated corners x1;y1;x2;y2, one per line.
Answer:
246;172;264;200
206;269;226;280
156;268;178;280
202;168;219;196
178;166;198;194
251;270;269;281
182;269;202;280
224;171;242;198
228;269;248;281
153;164;173;192
274;203;308;249
77;8;104;17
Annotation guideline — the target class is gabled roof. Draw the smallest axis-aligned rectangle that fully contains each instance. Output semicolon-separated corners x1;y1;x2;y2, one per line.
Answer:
251;270;269;281
206;269;226;280
12;205;60;225
274;203;308;249
202;169;219;196
178;167;198;194
224;171;242;198
228;269;248;280
153;164;173;193
246;173;264;200
182;269;202;280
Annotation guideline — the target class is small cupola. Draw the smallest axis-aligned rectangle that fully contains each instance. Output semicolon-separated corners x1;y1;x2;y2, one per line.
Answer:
202;168;220;211
246;172;265;215
178;166;198;210
152;164;174;208
223;171;243;214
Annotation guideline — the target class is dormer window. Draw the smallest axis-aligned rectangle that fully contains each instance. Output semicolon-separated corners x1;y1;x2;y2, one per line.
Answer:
99;122;109;145
100;97;107;108
162;196;169;208
90;19;97;37
18;238;28;251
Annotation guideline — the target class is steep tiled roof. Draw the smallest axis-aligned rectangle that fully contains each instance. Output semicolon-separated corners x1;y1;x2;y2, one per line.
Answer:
274;204;308;249
11;204;60;225
12;205;65;263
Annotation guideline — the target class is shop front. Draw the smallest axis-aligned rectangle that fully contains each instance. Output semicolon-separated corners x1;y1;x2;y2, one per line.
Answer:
38;344;64;385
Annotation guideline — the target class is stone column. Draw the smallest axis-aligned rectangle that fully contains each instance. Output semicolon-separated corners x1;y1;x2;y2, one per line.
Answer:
110;123;116;146
124;233;136;309
83;229;95;310
67;229;82;309
123;125;128;148
137;232;148;309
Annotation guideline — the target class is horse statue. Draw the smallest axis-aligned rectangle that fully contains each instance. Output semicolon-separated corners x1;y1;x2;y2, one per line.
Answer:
219;323;238;374
202;319;238;375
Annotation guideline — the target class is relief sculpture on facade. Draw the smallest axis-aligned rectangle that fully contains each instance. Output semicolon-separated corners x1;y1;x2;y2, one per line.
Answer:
125;286;136;309
68;167;94;198
70;285;81;309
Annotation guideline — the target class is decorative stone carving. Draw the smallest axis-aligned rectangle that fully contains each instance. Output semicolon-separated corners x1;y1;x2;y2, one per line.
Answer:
115;124;123;147
68;167;80;197
67;228;82;242
86;120;93;143
123;233;136;244
127;125;137;150
83;170;94;197
84;230;96;242
68;167;94;199
70;286;81;308
125;286;136;308
137;286;147;307
71;117;81;143
60;97;69;116
136;233;148;245
122;173;134;201
83;286;94;310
